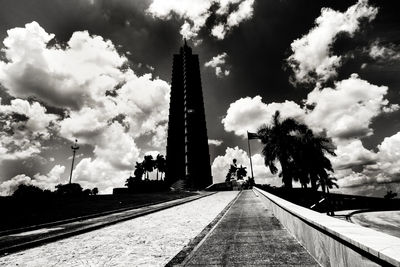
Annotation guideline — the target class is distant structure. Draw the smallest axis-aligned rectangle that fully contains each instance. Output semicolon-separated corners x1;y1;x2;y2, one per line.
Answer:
165;40;212;190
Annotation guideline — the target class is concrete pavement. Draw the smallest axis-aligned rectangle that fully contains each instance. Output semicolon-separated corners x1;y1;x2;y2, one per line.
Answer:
0;192;238;266
182;190;319;266
0;192;215;256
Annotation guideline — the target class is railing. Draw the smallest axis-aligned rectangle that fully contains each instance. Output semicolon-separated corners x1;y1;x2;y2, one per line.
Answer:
254;187;400;267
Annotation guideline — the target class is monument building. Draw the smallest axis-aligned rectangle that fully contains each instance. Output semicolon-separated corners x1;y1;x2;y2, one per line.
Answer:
165;40;213;190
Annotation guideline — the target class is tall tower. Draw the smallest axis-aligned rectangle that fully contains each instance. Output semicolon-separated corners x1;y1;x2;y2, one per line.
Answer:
165;40;212;190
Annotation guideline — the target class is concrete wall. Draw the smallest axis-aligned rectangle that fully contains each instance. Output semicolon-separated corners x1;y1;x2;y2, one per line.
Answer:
254;187;400;267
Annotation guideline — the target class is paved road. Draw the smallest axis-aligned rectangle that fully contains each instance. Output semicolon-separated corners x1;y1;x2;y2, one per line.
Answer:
0;192;214;256
184;190;318;266
351;210;400;238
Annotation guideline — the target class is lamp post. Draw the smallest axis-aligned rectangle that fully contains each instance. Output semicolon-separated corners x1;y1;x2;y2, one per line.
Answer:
69;139;79;184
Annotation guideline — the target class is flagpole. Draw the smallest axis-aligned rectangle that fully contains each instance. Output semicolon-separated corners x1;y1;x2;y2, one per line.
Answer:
247;131;255;180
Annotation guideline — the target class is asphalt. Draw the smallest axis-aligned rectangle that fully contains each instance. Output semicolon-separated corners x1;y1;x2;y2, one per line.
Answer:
0;191;215;256
182;190;319;266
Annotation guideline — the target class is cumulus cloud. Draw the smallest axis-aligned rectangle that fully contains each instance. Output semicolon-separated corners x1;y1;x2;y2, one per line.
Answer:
0;22;171;194
0;165;65;196
204;52;230;77
208;139;223;146
72;157;129;194
222;74;397;189
335;169;374;188
322;131;400;189
0;98;58;162
222;96;305;138
287;0;378;85
0;21;126;110
211;146;279;185
305;74;397;139
373;132;400;183
146;0;255;40
331;139;377;170
211;0;255;40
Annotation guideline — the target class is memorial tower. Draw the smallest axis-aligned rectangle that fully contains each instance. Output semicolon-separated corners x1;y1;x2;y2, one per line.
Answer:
165;40;212;190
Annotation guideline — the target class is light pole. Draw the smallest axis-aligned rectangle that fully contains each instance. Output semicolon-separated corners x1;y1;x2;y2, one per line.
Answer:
69;139;79;184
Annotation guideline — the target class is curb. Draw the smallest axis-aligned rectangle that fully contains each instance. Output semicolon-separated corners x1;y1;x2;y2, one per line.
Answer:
0;192;216;257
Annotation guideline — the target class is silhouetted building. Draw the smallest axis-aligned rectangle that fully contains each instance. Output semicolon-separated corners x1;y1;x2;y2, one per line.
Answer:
165;40;212;190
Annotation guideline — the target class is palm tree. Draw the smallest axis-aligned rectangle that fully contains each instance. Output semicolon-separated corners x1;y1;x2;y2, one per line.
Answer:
142;155;155;180
133;161;145;180
296;127;336;190
226;159;238;181
155;154;166;180
257;111;336;189
257;111;305;188
236;165;247;180
317;175;339;194
126;161;145;188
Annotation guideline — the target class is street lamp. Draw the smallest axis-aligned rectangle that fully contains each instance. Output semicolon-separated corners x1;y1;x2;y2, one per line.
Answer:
69;139;79;184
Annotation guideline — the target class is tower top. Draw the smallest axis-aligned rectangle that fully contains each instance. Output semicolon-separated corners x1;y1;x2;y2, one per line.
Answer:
180;38;192;55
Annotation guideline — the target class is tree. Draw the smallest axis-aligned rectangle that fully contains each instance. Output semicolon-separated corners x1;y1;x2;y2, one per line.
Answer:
92;187;99;195
257;111;335;189
83;188;92;196
257;111;305;188
225;159;238;182
296;126;336;190
133;162;144;181
317;175;339;194
236;165;247;180
384;190;397;199
55;183;83;196
155;154;166;180
142;155;155;180
126;162;145;189
13;184;45;198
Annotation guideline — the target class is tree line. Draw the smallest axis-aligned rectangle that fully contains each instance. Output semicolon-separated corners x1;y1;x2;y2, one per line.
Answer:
125;154;167;189
12;183;98;199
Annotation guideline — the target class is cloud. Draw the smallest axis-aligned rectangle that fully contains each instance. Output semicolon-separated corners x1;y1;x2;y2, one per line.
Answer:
0;22;171;194
0;98;58;162
373;132;400;183
211;146;279;185
0;174;32;196
72;157;130;194
222;96;305;138
146;0;255;40
211;0;255;40
0;164;65;196
222;74;397;189
368;41;400;61
331;139;377;170
329;131;400;188
208;139;223;146
335;169;374;188
204;52;230;77
305;74;397;139
147;0;213;40
287;0;378;85
0;21;126;110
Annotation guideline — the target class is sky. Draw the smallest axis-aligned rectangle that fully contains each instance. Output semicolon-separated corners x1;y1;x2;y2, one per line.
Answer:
0;0;400;197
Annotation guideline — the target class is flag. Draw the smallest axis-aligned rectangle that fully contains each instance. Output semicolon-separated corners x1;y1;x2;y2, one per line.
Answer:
247;131;260;140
